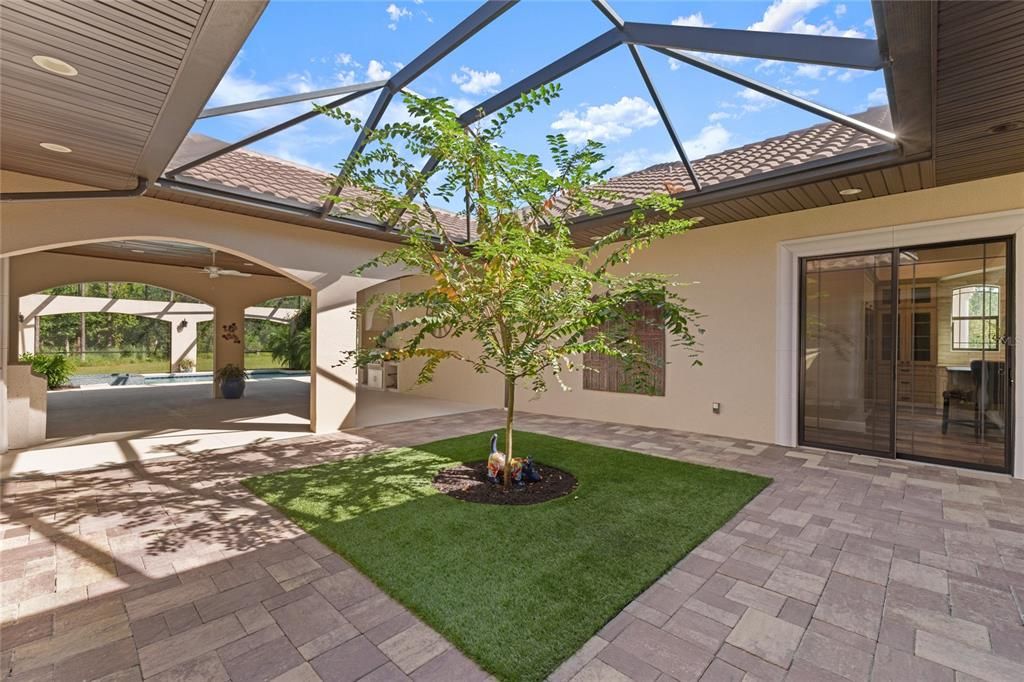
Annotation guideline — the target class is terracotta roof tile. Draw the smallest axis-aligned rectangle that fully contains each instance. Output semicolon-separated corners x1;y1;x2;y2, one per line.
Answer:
174;136;473;242
169;107;890;238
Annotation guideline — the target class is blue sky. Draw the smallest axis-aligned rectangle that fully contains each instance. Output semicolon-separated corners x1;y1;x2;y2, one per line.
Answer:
191;0;887;183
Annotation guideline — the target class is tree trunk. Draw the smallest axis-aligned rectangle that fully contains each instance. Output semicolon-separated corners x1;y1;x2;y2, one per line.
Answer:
503;377;515;491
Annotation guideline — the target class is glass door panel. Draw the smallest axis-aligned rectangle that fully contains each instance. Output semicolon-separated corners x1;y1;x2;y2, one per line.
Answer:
896;240;1011;470
801;252;894;455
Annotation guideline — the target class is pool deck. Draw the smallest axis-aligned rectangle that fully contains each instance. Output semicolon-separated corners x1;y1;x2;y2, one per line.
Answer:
1;382;481;478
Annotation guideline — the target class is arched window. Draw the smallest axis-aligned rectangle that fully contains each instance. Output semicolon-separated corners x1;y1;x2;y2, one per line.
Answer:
951;284;999;351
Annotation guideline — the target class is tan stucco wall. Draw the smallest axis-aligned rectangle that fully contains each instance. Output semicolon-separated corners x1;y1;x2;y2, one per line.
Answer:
0;170;403;432
361;172;1024;445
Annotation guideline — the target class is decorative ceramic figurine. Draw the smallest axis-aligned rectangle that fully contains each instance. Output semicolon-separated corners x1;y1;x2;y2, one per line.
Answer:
486;433;541;486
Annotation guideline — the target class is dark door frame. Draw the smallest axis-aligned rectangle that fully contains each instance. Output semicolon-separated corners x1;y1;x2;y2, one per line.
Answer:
798;235;1015;475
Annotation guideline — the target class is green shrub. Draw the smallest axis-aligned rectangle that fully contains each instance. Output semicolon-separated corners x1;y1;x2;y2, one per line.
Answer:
19;353;76;389
213;363;249;383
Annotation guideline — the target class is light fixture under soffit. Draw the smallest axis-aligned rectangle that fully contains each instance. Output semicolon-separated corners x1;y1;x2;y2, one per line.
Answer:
32;55;77;76
130;249;145;254
39;142;72;153
839;188;863;196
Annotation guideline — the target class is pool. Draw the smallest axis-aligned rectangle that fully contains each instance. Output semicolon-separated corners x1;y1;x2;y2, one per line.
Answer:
143;370;308;385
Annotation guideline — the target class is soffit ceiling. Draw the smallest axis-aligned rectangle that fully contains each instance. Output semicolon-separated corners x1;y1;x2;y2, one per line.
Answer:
2;1;1020;244
51;239;281;278
0;0;266;189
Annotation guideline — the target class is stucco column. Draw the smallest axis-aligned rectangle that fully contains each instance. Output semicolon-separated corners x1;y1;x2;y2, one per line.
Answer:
1;256;9;454
212;302;245;398
18;314;37;357
169;316;198;372
311;286;358;432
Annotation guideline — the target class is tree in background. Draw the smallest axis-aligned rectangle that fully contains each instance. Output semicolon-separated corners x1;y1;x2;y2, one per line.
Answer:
267;300;311;370
323;87;703;489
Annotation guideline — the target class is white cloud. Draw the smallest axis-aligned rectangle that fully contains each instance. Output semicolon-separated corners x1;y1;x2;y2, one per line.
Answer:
208;60;276;112
668;58;681;71
791;88;820;98
337;70;357;86
684;124;732;159
747;0;863;37
672;12;712;28
791;17;865;37
736;88;776;113
335;53;358;67
749;0;826;32
867;86;888;106
366;59;392;81
450;66;502;95
708;111;732;122
795;63;826;79
551;96;660;144
386;3;411;30
611;148;678;176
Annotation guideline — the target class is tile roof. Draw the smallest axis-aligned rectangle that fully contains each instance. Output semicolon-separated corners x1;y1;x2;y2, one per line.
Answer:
168;107;891;240
171;134;473;242
593;106;892;211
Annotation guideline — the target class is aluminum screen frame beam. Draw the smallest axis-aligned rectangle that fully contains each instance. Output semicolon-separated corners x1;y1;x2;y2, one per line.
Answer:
627;45;701;191
166;86;383;178
589;2;701;190
623;22;884;70
386;27;623;227
654;47;898;143
458;28;621;125
198;80;387;119
319;0;519;218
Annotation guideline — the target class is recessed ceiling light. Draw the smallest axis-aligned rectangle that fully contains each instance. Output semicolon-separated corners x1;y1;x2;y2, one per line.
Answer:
39;142;72;153
130;249;145;254
32;55;77;76
243;262;255;266
839;188;863;196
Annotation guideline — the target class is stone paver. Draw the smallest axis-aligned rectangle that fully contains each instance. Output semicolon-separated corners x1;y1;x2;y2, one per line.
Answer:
3;409;1024;681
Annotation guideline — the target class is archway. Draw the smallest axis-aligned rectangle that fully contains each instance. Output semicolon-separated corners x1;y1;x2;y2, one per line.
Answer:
2;237;318;472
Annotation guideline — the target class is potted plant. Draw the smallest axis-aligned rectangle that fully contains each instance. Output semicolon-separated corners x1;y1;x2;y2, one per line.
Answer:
214;363;249;399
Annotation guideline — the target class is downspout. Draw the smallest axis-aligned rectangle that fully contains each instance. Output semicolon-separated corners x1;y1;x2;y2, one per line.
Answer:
0;177;149;202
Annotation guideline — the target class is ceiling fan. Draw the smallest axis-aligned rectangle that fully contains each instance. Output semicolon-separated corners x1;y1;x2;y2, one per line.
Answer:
198;250;251;279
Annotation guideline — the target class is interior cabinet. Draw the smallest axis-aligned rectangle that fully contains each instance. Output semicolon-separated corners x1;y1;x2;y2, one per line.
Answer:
873;281;938;408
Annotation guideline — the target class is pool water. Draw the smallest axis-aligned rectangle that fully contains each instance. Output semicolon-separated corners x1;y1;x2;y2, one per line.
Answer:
143;371;307;385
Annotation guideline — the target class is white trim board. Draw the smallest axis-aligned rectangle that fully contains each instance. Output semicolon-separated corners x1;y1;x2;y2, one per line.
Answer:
775;209;1024;478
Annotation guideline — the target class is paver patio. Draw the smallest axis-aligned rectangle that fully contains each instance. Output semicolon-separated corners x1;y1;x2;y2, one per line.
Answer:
2;409;1024;681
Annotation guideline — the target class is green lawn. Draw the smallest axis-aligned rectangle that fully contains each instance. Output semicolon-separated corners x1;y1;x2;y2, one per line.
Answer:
244;430;769;681
196;351;282;371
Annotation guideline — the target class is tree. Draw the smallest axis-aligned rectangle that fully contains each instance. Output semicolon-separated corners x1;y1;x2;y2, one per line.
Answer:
267;300;312;370
323;86;704;489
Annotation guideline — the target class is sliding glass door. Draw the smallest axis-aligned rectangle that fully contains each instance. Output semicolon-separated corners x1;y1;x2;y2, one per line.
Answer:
800;238;1013;473
801;251;895;456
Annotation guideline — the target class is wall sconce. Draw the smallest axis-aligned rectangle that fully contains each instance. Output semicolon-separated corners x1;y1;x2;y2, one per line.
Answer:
177;320;188;332
18;313;25;323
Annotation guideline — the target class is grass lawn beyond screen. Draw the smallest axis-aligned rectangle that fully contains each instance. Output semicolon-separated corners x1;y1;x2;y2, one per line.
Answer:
244;431;770;681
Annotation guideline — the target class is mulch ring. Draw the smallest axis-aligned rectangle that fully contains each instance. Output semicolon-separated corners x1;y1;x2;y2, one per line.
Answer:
432;460;578;506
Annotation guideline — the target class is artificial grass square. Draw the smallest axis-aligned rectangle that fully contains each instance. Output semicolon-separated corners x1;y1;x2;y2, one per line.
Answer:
243;430;770;681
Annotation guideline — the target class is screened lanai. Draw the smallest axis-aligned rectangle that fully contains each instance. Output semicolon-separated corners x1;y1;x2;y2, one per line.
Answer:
161;0;911;241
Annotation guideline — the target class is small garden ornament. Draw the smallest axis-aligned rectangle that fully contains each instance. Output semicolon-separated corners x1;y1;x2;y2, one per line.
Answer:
486;433;542;487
